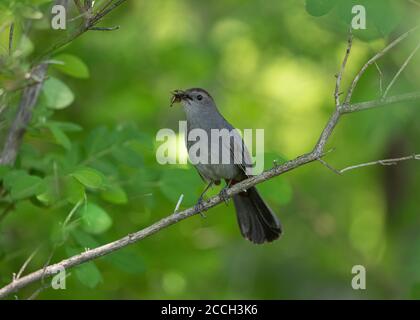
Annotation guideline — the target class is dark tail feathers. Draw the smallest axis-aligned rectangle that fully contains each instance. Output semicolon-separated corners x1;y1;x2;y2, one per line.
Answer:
232;186;282;244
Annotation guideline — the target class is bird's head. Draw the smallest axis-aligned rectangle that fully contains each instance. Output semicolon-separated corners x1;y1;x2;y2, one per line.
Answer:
170;88;215;110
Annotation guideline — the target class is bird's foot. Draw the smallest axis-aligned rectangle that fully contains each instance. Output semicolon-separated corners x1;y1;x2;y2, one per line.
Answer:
219;187;230;206
194;196;207;218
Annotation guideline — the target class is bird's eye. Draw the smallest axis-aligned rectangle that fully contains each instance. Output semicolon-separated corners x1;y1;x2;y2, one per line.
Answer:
197;94;203;101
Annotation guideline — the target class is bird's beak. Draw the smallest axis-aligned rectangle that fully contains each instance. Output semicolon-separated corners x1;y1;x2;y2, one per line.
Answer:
170;90;191;107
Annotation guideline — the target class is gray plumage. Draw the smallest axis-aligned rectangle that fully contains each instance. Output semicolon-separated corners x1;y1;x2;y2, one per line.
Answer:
173;88;282;244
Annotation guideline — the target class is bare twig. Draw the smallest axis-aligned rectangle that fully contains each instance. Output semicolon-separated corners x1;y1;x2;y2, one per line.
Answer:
374;62;384;96
90;0;126;24
339;154;420;174
345;25;420;104
0;64;47;165
15;247;41;281
35;0;128;62
383;40;420;98
318;158;342;175
27;272;71;300
335;32;353;108
342;91;420;113
8;23;14;56
89;26;120;31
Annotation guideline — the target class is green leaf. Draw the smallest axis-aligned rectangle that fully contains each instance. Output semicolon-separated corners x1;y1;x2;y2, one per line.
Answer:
71;229;100;248
337;0;403;39
66;247;102;288
36;176;61;205
81;202;112;234
0;166;10;180
111;145;143;167
101;185;128;204
3;170;46;200
75;261;103;288
64;177;85;204
53;54;90;79
48;123;71;150
305;0;336;17
20;6;43;19
48;121;83;132
43;77;74;109
14;35;34;58
106;250;145;275
71;167;104;189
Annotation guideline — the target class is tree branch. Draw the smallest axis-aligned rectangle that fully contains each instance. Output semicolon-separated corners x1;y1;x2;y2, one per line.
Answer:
1;23;420;300
341;91;420;113
36;0;128;62
345;25;420;105
335;32;352;108
0;64;48;165
339;154;420;174
383;40;420;98
8;23;14;56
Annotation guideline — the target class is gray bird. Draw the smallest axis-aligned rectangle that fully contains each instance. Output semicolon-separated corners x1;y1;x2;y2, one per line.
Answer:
171;88;282;244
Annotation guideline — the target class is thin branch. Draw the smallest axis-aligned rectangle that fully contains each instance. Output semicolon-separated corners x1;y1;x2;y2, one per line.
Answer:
318;158;342;175
15;247;41;281
27;272;71;300
374;62;384;96
383;40;420;98
0;64;48;165
335;32;353;108
345;24;420;104
89;25;120;31
8;23;14;56
35;0;128;63
90;0;127;24
339;154;420;174
342;91;420;113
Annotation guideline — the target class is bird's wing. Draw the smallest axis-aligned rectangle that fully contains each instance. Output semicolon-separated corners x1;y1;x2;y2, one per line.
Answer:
222;126;254;177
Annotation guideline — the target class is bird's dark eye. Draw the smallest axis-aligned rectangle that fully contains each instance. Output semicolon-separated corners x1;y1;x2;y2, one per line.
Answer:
197;94;203;101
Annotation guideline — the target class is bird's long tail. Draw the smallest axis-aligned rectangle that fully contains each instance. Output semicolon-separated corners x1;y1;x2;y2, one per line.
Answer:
232;186;282;244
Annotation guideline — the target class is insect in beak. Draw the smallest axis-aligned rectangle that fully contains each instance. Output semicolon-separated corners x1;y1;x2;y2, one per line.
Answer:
170;90;191;107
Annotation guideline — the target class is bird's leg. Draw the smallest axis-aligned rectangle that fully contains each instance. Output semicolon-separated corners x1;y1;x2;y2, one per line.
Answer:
219;179;233;205
195;181;214;217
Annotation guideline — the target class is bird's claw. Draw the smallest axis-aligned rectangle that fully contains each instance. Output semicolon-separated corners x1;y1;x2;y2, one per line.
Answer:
194;197;207;218
219;187;230;205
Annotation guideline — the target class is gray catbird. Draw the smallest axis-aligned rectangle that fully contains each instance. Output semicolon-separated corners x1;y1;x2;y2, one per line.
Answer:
171;88;282;244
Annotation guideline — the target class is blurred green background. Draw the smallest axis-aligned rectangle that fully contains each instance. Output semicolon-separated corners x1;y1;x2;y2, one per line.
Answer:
0;0;420;299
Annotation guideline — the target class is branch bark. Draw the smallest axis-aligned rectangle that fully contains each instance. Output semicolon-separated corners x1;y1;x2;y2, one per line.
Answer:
0;64;47;165
339;153;420;174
